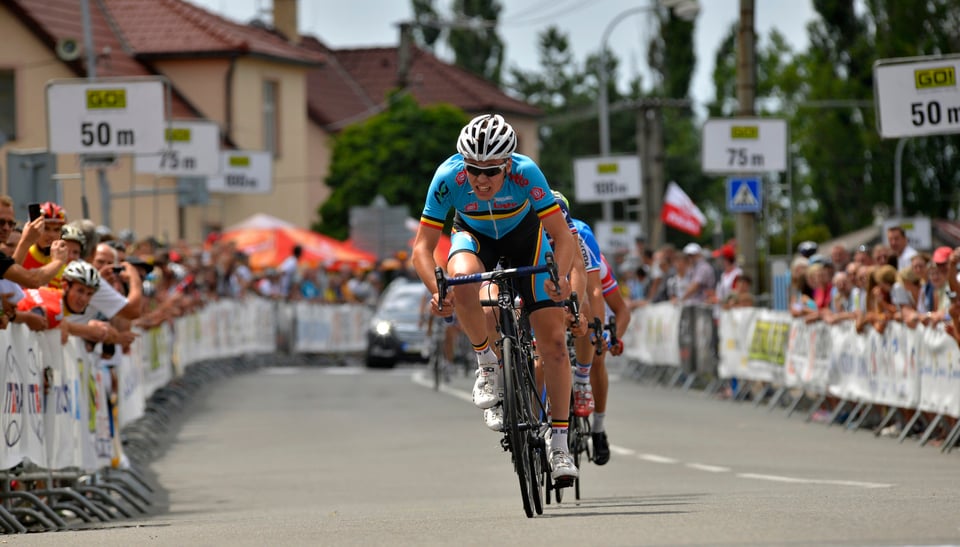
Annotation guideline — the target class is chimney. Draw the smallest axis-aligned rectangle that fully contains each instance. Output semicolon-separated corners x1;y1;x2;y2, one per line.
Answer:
273;0;298;43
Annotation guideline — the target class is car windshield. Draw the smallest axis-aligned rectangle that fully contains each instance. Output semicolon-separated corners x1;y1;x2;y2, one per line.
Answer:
378;284;425;320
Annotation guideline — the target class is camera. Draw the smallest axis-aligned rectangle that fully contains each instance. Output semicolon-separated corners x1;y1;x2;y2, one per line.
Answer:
112;265;124;274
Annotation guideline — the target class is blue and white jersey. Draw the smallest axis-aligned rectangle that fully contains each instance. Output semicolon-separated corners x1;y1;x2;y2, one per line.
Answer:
571;219;602;273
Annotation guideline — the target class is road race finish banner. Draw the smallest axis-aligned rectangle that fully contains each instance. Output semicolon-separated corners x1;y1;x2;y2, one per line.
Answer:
784;319;832;392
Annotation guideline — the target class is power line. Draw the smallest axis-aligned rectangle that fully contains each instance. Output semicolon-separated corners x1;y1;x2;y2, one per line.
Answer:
506;0;607;27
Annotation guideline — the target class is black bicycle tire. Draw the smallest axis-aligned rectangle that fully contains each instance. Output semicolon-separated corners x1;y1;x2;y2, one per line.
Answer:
517;347;544;516
502;336;533;518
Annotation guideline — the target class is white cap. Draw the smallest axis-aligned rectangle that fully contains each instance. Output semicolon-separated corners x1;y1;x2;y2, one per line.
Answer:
682;243;702;255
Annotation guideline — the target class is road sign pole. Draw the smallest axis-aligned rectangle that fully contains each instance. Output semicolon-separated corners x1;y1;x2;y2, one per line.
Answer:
737;0;757;295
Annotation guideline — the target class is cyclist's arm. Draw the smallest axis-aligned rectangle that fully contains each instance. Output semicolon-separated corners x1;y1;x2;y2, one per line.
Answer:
604;284;631;341
413;224;441;291
541;212;576;295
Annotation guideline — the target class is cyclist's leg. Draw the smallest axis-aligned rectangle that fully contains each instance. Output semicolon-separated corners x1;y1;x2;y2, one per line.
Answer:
529;306;577;481
590;349;611;465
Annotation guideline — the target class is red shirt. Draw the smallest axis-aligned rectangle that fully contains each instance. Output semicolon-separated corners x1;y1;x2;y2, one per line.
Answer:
17;287;64;328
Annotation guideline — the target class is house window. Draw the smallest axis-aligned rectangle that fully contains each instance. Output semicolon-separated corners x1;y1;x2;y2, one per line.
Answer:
0;70;14;142
263;80;279;157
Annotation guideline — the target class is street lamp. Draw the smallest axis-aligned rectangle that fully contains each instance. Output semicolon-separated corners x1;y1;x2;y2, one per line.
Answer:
597;1;700;226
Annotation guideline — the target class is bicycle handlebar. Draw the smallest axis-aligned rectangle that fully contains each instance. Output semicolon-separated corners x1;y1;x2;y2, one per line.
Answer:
435;252;559;312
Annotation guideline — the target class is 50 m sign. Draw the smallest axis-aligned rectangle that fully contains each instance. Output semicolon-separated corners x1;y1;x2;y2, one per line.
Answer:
46;78;167;155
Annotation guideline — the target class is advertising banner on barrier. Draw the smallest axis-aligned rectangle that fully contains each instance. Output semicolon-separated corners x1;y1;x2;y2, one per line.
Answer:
718;308;754;379
918;325;960;417
45;332;81;470
1;326;44;469
784;319;832;392
625;303;681;367
744;309;790;383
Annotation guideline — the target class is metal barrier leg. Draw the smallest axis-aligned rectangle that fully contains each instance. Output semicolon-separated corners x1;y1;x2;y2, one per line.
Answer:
918;414;944;447
0;492;68;530
682;374;698;392
849;403;874;431
104;466;156;494
753;384;773;408
898;411;924;444
786;390;807;418
805;393;828;422
71;486;136;518
33;488;113;522
0;504;27;533
874;406;900;437
766;386;786;411
734;380;754;402
843;401;865;429
667;369;685;389
702;378;721;397
826;399;849;427
940;420;960;454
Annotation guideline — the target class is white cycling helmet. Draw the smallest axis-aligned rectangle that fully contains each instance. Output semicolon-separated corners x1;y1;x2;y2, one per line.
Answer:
457;114;517;162
62;260;100;289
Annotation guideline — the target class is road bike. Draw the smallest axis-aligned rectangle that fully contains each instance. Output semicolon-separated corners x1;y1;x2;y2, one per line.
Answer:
426;315;451;391
548;314;618;504
436;255;559;518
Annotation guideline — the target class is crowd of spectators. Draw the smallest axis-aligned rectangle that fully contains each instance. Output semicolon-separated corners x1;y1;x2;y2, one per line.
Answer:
0;196;406;360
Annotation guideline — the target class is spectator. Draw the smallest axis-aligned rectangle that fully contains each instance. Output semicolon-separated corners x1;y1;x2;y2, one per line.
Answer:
0;223;21;256
279;245;303;299
823;271;857;324
712;243;741;307
0;196;70;291
678;243;715;304
788;256;815;318
14;201;67;274
871;243;895;269
922;247;952;326
857;264;897;334
853;244;873;266
886;225;917;271
830;244;851;273
723;274;755;309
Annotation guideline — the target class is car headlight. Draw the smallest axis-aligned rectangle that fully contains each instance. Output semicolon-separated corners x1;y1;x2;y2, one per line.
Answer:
374;320;392;336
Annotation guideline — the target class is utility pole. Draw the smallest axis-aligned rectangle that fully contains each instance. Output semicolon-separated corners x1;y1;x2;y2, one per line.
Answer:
736;0;758;292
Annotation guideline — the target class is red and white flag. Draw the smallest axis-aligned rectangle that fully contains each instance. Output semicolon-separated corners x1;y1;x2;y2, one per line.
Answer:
660;181;706;237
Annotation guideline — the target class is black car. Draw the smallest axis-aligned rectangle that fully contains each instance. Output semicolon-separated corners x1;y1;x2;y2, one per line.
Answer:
365;279;431;368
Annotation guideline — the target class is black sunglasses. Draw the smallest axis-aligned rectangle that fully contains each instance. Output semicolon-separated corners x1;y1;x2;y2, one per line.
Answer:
464;162;507;177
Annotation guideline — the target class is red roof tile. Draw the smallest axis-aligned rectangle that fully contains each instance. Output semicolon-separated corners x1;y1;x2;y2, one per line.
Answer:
103;0;323;65
302;39;540;130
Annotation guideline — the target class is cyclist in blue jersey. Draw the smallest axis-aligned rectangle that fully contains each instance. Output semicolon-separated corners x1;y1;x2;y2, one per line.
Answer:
553;191;630;465
412;114;580;482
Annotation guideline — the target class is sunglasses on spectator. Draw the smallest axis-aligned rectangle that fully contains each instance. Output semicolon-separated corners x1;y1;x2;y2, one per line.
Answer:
0;220;15;228
464;162;507;177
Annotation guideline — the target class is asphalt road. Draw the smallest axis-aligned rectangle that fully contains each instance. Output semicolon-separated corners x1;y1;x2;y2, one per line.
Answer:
12;359;960;546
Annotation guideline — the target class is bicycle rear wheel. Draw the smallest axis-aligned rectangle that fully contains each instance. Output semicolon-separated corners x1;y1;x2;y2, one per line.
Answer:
502;336;534;518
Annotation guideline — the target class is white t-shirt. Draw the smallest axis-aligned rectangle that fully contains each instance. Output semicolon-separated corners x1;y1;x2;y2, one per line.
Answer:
88;281;128;320
0;279;26;306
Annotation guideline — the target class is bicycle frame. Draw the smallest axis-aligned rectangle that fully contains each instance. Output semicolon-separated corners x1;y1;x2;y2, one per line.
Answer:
435;254;559;518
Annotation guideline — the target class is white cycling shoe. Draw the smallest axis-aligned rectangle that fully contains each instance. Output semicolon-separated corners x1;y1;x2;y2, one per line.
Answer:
472;365;502;409
483;404;504;431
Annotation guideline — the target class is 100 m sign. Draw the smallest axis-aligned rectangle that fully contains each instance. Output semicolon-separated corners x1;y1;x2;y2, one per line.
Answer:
80;122;135;147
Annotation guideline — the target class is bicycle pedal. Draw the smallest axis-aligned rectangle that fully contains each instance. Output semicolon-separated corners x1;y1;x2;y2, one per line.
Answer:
500;436;511;452
553;476;575;489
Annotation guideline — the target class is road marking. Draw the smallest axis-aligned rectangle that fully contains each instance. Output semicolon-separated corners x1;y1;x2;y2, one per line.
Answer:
686;463;731;473
638;453;679;464
737;473;894;489
260;367;302;375
409;371;896;490
411;371;474;403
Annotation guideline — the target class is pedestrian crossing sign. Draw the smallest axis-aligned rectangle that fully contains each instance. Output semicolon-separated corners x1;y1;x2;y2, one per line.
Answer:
726;177;762;213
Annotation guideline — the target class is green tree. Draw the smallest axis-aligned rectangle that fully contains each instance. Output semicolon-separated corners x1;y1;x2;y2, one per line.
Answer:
448;0;505;86
314;93;468;239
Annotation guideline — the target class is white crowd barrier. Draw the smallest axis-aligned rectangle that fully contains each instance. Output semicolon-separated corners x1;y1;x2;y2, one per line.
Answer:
1;298;280;474
626;303;960;420
291;302;372;354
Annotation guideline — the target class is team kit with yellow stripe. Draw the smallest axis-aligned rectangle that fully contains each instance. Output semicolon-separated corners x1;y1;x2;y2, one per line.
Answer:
420;152;563;313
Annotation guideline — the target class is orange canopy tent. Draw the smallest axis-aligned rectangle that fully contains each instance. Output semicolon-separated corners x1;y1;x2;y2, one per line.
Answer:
221;214;376;271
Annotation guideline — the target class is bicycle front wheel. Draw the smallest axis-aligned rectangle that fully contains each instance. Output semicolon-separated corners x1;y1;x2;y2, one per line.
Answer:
502;336;534;518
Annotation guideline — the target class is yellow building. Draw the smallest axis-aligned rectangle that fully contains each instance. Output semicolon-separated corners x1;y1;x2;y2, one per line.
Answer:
0;0;539;246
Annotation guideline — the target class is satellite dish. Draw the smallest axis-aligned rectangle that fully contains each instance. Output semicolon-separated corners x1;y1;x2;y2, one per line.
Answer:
55;38;81;62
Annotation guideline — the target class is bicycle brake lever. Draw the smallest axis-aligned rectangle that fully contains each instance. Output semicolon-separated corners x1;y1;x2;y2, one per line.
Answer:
434;267;447;312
